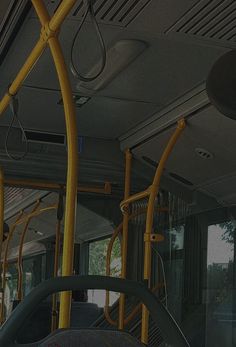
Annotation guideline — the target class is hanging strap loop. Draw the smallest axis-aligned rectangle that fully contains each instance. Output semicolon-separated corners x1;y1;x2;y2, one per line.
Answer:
5;95;28;161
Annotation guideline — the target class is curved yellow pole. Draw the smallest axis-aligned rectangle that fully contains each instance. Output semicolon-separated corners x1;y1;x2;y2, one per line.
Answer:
16;200;41;301
0;0;78;328
0;211;23;324
141;119;186;344
31;0;78;328
120;189;150;212
105;220;142;327
105;120;185;340
0;0;77;115
105;208;165;327
47;20;78;332
13;205;57;227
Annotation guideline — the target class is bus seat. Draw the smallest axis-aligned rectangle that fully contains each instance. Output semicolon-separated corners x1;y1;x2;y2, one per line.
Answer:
16;301;102;344
16;301;51;344
38;328;145;347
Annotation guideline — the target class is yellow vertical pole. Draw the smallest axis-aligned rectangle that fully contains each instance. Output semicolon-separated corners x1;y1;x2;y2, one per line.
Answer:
30;0;78;328
49;35;77;330
0;0;77;325
51;219;61;331
0;168;4;323
16;201;40;301
141;119;186;344
0;211;23;324
51;191;63;332
118;149;132;330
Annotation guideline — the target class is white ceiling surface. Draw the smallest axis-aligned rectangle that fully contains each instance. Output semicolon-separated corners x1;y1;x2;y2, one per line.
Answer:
0;0;226;139
133;105;236;204
0;87;158;138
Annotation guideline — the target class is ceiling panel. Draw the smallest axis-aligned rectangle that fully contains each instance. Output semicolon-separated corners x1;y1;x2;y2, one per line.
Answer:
96;37;225;103
0;18;122;92
0;11;226;105
0;86;158;139
132;106;236;193
200;175;236;204
72;96;158;138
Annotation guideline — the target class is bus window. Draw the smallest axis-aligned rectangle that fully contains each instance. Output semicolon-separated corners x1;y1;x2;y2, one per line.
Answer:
206;222;234;347
88;237;121;307
6;254;46;316
157;224;185;323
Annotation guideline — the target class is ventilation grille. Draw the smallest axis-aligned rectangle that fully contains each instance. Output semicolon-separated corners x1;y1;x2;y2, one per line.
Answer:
4;187;32;210
166;0;236;42
0;0;31;64
71;0;152;26
169;172;194;186
142;156;158;168
25;130;66;145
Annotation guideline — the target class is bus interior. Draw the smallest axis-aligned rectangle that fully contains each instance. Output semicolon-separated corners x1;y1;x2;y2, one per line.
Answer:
0;0;236;346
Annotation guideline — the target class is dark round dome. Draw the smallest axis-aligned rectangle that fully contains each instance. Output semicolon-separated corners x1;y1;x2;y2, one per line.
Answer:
206;50;236;120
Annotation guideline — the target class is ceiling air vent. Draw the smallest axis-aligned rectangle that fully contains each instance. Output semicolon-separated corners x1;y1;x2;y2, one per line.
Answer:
169;172;194;187
142;156;158;168
71;0;152;26
166;0;236;42
25;130;65;146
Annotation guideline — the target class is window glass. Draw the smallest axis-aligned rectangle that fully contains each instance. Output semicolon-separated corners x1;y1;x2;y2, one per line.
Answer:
5;254;45;318
160;225;185;323
206;222;234;347
88;237;121;307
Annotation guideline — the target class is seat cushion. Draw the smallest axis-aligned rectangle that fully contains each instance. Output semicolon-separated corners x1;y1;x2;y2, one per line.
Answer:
39;328;146;347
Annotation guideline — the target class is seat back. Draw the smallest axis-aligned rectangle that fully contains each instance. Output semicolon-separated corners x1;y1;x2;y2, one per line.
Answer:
16;301;102;343
38;329;146;347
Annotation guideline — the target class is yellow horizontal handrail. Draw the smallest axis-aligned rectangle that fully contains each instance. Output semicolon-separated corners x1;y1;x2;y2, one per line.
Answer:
5;179;112;195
